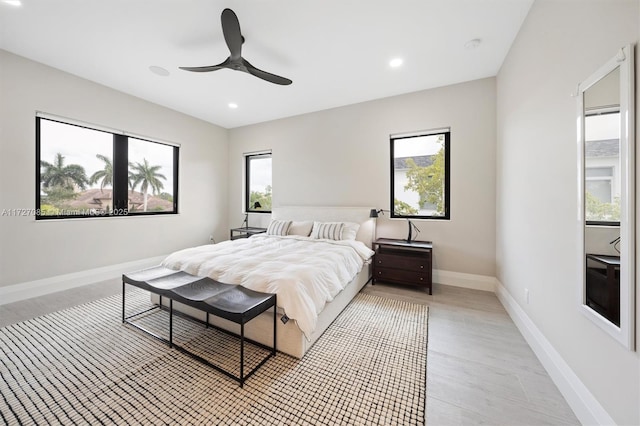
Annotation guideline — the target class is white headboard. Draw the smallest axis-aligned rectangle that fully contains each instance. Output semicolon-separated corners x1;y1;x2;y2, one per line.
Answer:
272;206;375;248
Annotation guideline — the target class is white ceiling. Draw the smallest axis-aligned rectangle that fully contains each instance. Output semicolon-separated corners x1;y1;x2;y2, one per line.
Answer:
0;0;533;129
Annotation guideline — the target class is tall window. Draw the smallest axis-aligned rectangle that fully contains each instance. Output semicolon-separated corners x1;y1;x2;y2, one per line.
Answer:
390;129;450;219
245;152;272;213
36;116;179;219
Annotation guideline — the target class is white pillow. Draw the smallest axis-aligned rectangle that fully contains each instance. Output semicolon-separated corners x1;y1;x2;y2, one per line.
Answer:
311;221;345;240
266;219;291;236
288;221;314;237
341;222;360;240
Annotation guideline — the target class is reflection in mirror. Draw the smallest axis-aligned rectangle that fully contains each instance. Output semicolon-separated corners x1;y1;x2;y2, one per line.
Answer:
584;68;621;326
584;71;620;225
578;45;634;350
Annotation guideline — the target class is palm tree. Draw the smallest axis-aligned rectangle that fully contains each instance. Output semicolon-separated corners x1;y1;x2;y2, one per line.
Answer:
129;159;166;212
89;154;113;192
41;153;88;190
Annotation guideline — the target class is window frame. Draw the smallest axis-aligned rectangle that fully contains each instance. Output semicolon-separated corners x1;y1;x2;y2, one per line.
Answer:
390;129;451;220
35;115;179;220
244;152;272;214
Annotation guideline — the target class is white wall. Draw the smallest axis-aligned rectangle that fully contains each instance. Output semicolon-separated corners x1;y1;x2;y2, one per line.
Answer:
0;50;228;288
496;1;639;424
228;78;497;278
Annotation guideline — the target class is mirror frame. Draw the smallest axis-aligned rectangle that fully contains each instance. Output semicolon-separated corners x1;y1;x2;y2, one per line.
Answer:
577;44;635;350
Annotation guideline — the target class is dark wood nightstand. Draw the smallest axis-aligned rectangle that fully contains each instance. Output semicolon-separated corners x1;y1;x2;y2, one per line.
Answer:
372;238;433;294
230;227;267;240
585;253;620;326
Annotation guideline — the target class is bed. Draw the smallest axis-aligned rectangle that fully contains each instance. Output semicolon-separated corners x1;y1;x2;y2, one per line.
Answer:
157;206;375;359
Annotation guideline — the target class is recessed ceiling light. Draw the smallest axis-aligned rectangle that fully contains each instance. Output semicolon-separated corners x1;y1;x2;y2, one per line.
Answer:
149;66;169;76
464;38;482;50
389;58;403;68
228;103;238;109
2;0;22;6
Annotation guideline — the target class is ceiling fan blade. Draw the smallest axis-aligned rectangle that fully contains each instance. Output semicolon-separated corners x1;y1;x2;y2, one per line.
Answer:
179;58;231;73
221;8;243;60
179;65;224;72
243;59;292;86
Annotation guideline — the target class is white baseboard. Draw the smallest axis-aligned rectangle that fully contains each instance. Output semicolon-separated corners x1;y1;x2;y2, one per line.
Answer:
0;256;165;306
434;269;497;292
495;280;614;426
2;264;495;305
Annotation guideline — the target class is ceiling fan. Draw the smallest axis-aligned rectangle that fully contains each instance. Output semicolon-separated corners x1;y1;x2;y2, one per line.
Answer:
179;8;292;86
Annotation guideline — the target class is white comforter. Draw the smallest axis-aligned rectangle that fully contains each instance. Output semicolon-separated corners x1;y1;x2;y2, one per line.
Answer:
161;234;374;338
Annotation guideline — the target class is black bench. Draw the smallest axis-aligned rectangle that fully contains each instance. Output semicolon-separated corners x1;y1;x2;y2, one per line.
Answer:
122;266;276;387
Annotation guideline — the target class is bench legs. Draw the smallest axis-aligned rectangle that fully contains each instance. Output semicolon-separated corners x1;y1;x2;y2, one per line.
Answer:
169;299;173;348
122;282;276;387
122;282;167;343
122;280;125;323
240;323;245;387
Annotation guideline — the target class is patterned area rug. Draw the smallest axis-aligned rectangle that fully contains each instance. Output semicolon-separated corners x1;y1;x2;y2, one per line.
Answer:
0;290;428;425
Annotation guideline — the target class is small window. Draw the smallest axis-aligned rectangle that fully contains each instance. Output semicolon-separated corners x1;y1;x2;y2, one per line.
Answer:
586;167;613;202
36;116;179;219
245;153;272;213
391;129;450;219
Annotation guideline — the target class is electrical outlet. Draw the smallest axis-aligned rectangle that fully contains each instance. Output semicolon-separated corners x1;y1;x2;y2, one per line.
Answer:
525;288;530;304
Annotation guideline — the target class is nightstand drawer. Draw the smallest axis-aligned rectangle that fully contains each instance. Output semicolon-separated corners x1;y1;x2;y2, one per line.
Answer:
375;253;429;272
374;268;429;285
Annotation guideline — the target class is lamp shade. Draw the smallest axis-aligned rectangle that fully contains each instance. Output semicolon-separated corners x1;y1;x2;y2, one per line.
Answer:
369;209;379;218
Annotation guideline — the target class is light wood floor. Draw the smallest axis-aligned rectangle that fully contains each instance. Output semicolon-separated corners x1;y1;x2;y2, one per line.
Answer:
0;279;579;425
363;282;580;425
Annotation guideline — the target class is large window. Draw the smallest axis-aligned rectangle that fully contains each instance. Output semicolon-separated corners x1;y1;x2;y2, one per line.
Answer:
390;129;450;219
36;116;179;219
245;152;272;213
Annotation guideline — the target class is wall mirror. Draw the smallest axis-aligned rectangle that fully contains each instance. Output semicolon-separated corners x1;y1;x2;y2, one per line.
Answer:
578;45;635;350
